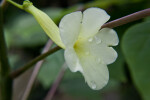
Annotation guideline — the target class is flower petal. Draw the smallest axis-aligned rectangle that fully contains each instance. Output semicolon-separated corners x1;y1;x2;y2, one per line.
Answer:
65;46;109;90
79;55;109;90
75;36;117;65
64;47;83;73
74;38;117;89
79;8;110;39
59;11;82;47
97;28;119;46
75;46;109;90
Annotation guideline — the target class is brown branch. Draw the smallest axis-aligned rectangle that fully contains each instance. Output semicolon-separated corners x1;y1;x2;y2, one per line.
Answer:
101;8;150;28
21;40;53;100
44;63;66;100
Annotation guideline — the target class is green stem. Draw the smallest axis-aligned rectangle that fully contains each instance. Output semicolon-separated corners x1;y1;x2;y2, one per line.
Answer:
0;7;12;100
6;0;23;9
10;46;61;79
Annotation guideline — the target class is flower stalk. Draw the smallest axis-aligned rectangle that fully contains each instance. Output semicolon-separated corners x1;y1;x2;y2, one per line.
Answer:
101;8;150;28
7;0;23;9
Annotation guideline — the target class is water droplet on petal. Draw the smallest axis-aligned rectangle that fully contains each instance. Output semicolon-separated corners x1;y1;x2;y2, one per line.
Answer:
88;38;93;42
75;61;83;73
94;36;101;44
91;81;96;89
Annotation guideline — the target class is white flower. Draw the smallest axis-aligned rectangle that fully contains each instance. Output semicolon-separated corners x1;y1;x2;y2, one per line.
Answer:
59;8;119;90
7;0;119;90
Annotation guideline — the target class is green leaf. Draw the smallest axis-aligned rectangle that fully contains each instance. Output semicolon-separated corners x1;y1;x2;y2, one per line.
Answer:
108;46;126;82
122;21;150;100
60;78;102;100
37;49;65;88
60;76;120;100
5;14;48;47
144;16;150;22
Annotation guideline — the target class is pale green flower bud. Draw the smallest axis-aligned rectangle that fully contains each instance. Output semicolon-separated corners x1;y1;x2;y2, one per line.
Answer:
7;0;65;49
22;0;65;49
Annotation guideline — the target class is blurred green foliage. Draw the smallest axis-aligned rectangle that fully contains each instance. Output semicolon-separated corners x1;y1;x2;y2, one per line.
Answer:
38;49;65;88
122;21;150;100
108;47;126;82
5;8;64;47
4;0;150;100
